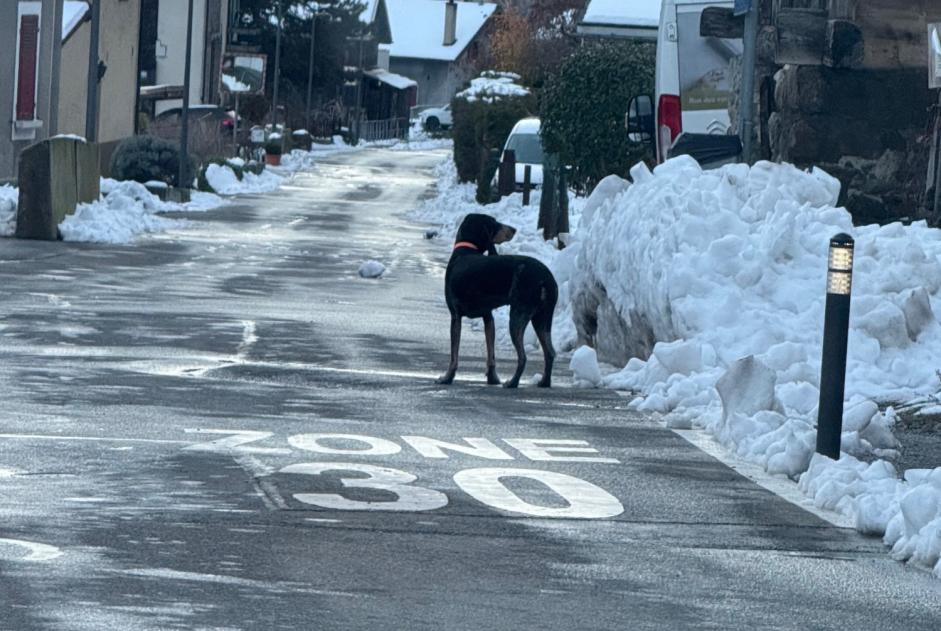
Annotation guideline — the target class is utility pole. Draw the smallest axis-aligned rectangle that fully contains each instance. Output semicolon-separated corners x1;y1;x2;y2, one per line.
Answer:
271;1;283;128
84;0;101;141
305;4;319;131
736;0;758;163
178;0;195;189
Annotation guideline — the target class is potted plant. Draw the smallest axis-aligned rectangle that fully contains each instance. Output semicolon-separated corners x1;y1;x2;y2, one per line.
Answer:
264;134;283;166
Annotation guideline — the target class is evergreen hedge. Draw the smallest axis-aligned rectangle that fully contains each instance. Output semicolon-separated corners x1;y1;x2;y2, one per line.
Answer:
110;135;194;188
451;79;536;184
540;41;655;191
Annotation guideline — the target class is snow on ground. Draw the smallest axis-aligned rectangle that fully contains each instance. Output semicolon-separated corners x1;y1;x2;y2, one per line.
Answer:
205;163;283;195
410;157;584;355
415;152;941;578
59;179;225;244
571;155;941;577
0;185;16;237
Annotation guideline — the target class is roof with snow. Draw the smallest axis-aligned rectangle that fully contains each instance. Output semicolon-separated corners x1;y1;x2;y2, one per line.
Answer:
386;0;497;62
62;1;89;41
582;0;660;27
364;68;417;90
578;0;660;40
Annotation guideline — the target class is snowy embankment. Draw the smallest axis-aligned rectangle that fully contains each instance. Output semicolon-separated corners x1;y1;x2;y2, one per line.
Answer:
572;155;941;577
415;153;941;577
410;159;585;363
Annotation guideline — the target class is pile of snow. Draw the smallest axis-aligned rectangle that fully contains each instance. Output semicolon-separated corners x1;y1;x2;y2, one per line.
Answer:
571;155;941;576
358;260;386;278
205;163;283;196
60;180;191;243
410;158;583;354
0;185;17;236
456;71;530;103
570;346;602;387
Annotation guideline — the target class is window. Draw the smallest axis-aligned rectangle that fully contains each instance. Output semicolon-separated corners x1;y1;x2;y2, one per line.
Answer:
12;1;43;139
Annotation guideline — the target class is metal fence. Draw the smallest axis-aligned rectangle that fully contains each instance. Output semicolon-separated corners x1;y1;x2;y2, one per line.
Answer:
357;117;410;142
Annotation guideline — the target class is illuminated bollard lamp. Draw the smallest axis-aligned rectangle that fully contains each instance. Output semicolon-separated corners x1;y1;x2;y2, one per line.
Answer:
815;233;855;460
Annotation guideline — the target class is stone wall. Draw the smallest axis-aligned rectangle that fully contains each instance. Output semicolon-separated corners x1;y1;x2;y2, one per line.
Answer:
767;65;931;225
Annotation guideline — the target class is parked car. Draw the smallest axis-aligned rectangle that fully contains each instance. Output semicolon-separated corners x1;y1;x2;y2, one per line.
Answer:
627;0;743;165
500;117;545;190
153;105;239;135
419;104;453;131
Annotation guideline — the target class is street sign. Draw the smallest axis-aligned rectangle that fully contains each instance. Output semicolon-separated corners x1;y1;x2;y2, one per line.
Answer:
930;23;941;89
733;0;752;17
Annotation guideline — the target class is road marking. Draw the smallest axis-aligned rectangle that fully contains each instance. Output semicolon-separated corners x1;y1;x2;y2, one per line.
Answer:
671;428;854;529
0;433;190;445
0;538;64;562
116;568;358;597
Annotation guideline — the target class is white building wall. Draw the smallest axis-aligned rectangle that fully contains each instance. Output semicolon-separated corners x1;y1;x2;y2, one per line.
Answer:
155;0;208;114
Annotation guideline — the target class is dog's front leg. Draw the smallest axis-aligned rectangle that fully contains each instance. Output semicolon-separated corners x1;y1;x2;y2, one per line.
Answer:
483;312;500;385
435;315;462;385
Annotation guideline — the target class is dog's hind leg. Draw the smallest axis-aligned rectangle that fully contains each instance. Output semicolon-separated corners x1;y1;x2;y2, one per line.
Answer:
503;307;532;388
483;312;501;385
531;307;556;388
436;315;462;385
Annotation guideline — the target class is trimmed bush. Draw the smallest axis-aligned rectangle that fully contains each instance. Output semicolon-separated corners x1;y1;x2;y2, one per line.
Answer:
451;72;536;184
110;135;194;188
540;41;655;191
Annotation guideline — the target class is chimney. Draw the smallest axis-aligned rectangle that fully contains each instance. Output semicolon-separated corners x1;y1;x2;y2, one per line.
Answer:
443;0;457;46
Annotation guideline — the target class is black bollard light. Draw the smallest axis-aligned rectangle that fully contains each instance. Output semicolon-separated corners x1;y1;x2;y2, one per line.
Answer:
815;233;855;460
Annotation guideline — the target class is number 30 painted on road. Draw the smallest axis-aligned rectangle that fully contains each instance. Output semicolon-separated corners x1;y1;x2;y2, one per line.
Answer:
280;463;624;519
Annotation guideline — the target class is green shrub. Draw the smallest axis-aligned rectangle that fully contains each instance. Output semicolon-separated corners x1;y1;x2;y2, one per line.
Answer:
265;136;283;156
451;73;536;184
540;41;655;191
110;135;195;188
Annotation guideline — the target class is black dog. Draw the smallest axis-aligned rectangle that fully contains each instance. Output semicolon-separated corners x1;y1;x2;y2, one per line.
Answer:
436;213;558;388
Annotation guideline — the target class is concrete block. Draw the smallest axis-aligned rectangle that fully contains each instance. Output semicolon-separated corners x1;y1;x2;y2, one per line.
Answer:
15;136;100;240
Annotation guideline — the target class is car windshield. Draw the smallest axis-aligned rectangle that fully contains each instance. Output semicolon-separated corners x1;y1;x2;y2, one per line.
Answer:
505;133;544;164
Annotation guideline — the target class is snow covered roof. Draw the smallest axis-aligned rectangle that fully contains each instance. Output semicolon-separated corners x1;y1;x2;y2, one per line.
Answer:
581;0;661;28
364;68;417;90
387;0;497;62
62;1;89;41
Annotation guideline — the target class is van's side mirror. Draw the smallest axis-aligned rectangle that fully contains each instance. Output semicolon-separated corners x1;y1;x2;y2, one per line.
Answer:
626;95;655;145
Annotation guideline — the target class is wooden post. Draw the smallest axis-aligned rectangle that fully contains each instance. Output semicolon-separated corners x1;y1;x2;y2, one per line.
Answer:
498;149;516;198
522;165;531;206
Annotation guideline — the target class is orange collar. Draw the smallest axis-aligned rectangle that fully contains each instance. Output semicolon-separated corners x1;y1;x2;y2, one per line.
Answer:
453;241;479;251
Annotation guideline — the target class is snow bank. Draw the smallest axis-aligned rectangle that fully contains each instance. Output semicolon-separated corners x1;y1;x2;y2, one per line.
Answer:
0;184;16;236
411;158;583;354
571;155;941;575
205;163;283;195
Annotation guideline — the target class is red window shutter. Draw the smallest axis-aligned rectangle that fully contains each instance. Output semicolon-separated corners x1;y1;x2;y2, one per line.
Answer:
16;15;40;121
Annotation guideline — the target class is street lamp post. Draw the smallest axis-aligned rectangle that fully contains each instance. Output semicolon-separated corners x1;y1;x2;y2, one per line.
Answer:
305;3;319;131
178;0;195;189
271;1;283;128
84;0;101;141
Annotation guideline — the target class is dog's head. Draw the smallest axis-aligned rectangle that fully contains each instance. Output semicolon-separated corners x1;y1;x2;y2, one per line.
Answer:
455;213;517;251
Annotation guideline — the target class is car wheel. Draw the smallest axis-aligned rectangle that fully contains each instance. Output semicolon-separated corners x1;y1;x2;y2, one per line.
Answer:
424;117;440;132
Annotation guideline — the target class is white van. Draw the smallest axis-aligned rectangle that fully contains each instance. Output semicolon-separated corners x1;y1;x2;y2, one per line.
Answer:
500;117;545;189
631;0;743;163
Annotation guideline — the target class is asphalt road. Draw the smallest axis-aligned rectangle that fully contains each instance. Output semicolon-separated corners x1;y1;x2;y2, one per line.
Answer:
0;147;939;630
